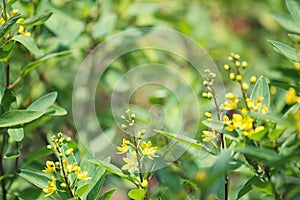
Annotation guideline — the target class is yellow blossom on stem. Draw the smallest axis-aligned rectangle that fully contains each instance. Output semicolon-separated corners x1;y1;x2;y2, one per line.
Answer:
221;93;239;110
141;141;158;159
202;130;217;142
121;155;138;173
75;167;91;180
43;176;57;197
42;161;56;173
117;138;131;154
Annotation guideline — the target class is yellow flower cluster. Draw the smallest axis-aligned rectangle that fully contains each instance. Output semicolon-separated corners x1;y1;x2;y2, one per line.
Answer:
220;93;239;110
246;97;268;114
118;109;159;185
223;114;264;136
0;9;31;36
42;133;90;197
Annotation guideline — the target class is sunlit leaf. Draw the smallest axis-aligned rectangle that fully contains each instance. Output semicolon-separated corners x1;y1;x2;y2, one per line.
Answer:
21;12;52;26
27;92;57;111
89;159;130;179
8;127;24;142
12;35;43;56
128;188;146;200
0;110;45;128
250;76;270;108
268;40;300;61
155;130;216;154
18;169;49;189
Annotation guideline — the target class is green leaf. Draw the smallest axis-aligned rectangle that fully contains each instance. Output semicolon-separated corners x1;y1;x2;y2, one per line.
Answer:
21;12;52;26
98;188;117;200
12;35;43;56
237;176;261;199
273;14;300;34
1;89;17;113
235;146;279;162
18;169;49;189
252;179;274;195
92;13;117;38
126;3;159;16
128;188;146;200
268;127;286;141
8;127;24;142
27;92;57;111
155;130;216;154
248;127;269;141
4;146;22;159
76;184;89;197
86;158;107;200
89;159;130;179
250;76;270;108
248;112;290;125
20;50;71;77
0;14;21;39
268;40;300;61
0;41;14;61
0;110;45;128
286;0;300;25
45;104;67;116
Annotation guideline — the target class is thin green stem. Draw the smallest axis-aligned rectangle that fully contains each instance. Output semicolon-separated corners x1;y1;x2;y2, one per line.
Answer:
209;86;228;200
129;126;143;183
58;154;75;198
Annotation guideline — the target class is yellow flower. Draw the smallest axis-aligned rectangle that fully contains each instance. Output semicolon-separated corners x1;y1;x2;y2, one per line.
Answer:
43;176;57;197
117;138;131;154
224;114;254;135
250;76;257;83
75;167;91;180
10;9;19;16
121;155;138;173
141;180;148;188
242;83;249;91
17;18;24;24
285;87;300;105
66;148;73;156
18;25;31;36
221;93;239;110
202;130;217;142
42;161;56;173
141;141;158;159
0;18;5;26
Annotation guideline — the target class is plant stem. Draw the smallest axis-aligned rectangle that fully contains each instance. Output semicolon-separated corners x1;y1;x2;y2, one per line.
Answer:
209;87;228;200
59;156;75;198
130;126;143;183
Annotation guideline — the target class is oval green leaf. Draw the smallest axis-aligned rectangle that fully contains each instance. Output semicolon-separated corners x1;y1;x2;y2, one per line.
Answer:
27;92;57;111
250;76;270;108
12;35;43;56
128;188;146;200
0;110;45;128
268;40;300;61
8;127;24;142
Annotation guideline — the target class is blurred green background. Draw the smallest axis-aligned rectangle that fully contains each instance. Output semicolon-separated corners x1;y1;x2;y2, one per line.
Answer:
7;0;294;199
